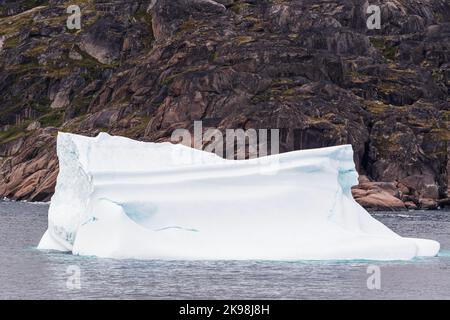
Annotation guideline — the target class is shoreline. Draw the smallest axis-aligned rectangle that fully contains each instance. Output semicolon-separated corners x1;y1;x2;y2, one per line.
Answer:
2;196;449;212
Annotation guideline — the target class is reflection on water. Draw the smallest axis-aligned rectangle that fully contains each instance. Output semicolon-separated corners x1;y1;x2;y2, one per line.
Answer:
0;200;449;299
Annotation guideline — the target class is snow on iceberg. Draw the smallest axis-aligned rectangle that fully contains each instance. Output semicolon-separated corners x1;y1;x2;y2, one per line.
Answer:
38;132;440;260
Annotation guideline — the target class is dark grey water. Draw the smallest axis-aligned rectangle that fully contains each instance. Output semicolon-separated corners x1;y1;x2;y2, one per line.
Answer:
0;200;449;300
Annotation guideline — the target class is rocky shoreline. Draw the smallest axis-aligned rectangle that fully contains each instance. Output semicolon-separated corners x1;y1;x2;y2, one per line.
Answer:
0;0;449;210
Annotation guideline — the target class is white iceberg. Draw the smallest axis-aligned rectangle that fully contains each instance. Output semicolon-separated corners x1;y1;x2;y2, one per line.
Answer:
38;132;440;260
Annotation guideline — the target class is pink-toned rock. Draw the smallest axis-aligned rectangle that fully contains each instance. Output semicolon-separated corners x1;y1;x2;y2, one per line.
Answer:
419;198;438;210
357;175;371;184
353;179;405;210
356;191;406;211
13;169;47;199
404;201;418;209
351;188;367;199
0;129;57;201
400;174;440;199
26;121;41;131
359;181;398;197
397;182;410;195
31;168;58;202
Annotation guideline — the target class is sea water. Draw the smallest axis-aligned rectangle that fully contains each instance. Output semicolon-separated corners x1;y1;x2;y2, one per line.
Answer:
0;200;449;299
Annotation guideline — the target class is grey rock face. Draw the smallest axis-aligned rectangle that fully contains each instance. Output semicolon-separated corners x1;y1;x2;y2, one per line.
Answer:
0;0;448;209
79;16;125;64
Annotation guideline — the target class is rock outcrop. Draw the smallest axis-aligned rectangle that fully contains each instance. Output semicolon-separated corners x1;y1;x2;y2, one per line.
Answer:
0;0;449;208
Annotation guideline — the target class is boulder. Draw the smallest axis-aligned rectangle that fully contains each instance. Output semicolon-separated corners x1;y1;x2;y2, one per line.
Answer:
79;16;125;64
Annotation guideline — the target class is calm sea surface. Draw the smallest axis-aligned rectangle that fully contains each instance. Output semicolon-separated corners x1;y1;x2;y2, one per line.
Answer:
0;200;449;299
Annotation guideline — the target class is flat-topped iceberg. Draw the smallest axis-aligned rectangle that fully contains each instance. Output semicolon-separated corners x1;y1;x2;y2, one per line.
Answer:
38;132;440;260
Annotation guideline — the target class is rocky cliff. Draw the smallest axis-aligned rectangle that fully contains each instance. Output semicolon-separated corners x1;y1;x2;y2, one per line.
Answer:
0;0;449;209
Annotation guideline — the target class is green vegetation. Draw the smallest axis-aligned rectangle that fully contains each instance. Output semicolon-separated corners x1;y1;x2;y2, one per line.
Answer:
134;7;154;47
429;128;450;141
235;36;255;45
209;51;219;63
24;43;47;56
230;1;255;14
369;37;398;61
38;109;64;127
161;65;204;85
178;18;200;35
126;116;152;138
363;100;395;114
3;36;21;49
0;3;44;37
0;123;28;144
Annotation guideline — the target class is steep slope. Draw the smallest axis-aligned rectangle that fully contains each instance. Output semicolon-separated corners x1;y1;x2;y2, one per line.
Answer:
0;0;449;209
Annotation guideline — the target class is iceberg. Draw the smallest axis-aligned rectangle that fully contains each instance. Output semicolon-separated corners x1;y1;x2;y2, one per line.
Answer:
38;132;440;260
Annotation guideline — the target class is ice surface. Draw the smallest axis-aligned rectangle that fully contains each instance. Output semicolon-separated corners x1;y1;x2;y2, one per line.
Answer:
38;132;440;260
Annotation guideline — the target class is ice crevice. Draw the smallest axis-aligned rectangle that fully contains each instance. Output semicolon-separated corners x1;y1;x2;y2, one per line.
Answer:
38;132;440;260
